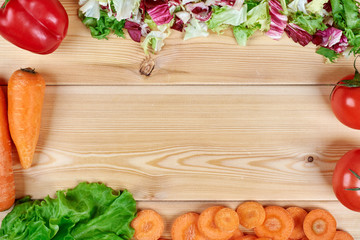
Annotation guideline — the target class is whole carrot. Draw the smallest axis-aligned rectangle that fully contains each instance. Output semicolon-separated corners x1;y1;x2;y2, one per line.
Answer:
0;88;15;211
8;68;45;169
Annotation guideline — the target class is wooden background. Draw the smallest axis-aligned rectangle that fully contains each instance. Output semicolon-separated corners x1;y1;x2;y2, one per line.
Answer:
1;0;360;238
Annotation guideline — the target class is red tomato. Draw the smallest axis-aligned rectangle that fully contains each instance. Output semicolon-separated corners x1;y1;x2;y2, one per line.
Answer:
330;74;360;129
332;149;360;212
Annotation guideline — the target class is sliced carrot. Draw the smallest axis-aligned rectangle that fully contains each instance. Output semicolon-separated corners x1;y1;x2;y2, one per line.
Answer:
256;238;272;240
238;235;257;240
0;88;15;211
229;228;244;240
8;68;46;169
303;209;336;240
198;206;235;240
214;207;240;232
131;209;165;240
333;230;353;240
236;201;266;229
254;206;294;240
171;212;207;240
286;206;307;239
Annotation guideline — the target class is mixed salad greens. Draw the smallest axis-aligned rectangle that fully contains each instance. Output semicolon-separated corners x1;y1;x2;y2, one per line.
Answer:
78;0;360;62
0;182;136;240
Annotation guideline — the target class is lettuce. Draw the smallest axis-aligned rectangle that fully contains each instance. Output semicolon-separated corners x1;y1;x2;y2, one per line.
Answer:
266;0;288;40
207;5;247;33
80;10;126;39
0;182;136;240
184;18;210;40
290;12;327;35
142;31;169;54
233;26;257;45
305;0;329;15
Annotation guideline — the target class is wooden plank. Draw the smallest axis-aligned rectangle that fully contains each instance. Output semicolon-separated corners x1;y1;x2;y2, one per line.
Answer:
0;0;355;85
1;201;359;238
5;85;360;202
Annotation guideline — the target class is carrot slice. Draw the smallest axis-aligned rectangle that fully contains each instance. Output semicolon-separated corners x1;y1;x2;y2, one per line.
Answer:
171;212;207;240
256;238;272;240
198;206;235;240
303;209;336;240
286;206;307;239
238;235;257;240
333;230;353;240
236;201;266;229
229;228;244;240
131;209;165;240
0;88;15;211
254;206;294;240
214;207;240;232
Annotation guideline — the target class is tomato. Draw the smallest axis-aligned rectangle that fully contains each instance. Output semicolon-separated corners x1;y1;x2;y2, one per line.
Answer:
332;149;360;212
330;74;360;129
0;0;68;54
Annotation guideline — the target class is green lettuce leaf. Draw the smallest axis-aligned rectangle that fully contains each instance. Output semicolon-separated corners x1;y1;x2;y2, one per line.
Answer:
331;0;360;30
233;25;258;46
0;182;136;240
290;12;327;34
306;0;329;14
244;0;270;31
184;18;210;40
80;10;126;40
207;5;248;33
316;47;340;62
345;28;360;54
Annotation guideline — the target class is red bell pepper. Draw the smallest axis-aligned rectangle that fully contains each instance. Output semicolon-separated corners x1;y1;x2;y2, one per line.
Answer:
0;0;69;54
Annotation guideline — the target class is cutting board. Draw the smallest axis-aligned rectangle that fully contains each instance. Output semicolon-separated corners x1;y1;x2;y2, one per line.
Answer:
1;0;360;238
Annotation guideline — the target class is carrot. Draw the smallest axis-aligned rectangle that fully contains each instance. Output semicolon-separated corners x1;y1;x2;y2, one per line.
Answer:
255;238;272;240
302;209;336;240
236;201;266;229
286;206;307;239
198;206;236;240
254;206;294;240
8;68;45;169
237;235;257;240
131;209;165;240
333;230;354;240
214;207;240;232
229;228;244;240
171;212;207;240
0;88;15;211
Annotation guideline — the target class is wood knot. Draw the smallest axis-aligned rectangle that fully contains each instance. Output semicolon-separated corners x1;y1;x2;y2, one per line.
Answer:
307;156;314;163
140;56;155;76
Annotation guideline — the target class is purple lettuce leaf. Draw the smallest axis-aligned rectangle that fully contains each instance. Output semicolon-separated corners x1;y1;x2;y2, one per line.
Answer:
312;27;348;53
124;21;142;42
185;2;212;22
171;17;185;31
284;23;313;46
266;0;288;40
147;3;174;25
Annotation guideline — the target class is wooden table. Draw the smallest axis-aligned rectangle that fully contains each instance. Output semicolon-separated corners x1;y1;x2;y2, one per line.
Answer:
1;0;360;238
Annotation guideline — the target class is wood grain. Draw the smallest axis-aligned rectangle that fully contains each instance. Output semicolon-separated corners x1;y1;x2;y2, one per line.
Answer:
2;85;358;202
0;0;356;85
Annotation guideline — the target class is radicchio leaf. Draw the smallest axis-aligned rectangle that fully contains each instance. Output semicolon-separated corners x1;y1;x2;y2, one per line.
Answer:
284;23;313;46
312;27;349;53
185;2;212;21
266;0;288;40
125;21;142;42
147;3;174;25
171;17;185;31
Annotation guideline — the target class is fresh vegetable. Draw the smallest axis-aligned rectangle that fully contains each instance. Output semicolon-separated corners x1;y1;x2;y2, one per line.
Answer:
0;182;137;239
286;206;307;239
131;209;165;240
238;235;257;240
171;212;207;240
198;206;238;240
78;0;360;61
0;88;15;212
254;206;294;240
330;58;360;129
333;230;354;240
236;201;266;229
8;68;45;169
229;229;244;239
332;149;360;212
0;0;68;54
303;209;336;240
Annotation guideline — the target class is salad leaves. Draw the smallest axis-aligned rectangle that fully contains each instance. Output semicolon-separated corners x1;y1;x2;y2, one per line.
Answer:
78;0;360;61
0;182;137;240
